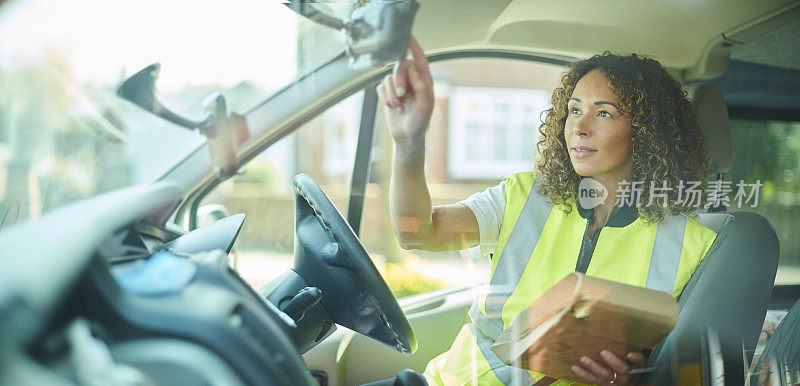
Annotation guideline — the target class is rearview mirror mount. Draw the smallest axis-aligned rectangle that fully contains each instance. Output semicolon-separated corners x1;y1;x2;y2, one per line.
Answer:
286;0;420;70
116;64;249;181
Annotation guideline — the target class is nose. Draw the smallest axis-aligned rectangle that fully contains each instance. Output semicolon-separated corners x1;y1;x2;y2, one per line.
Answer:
571;114;591;137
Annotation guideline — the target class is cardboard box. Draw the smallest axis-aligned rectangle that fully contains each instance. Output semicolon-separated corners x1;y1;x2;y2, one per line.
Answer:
490;272;679;382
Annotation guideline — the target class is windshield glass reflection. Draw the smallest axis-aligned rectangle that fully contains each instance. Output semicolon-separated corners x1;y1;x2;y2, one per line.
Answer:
0;0;349;231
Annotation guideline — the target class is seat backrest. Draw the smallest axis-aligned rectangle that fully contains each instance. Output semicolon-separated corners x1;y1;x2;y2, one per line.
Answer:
644;83;780;384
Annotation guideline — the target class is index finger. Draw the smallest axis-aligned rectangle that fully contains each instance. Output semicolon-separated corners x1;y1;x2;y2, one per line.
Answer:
393;60;411;96
407;35;429;74
600;351;631;375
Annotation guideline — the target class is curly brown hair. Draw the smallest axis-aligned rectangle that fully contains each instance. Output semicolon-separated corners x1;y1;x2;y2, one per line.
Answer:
534;52;711;223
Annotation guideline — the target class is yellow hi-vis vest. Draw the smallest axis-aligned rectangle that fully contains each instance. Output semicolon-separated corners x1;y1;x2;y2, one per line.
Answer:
424;172;718;385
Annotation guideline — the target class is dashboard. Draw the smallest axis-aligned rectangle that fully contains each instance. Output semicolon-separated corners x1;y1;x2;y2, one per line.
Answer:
0;182;317;385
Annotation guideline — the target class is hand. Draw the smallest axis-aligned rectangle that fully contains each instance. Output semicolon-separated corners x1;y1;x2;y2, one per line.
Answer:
376;35;435;146
571;350;645;385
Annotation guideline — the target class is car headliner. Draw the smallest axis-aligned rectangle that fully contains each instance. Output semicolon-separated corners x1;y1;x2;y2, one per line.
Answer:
412;0;800;79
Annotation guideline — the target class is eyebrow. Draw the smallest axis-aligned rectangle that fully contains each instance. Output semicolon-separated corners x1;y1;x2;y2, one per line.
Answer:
568;97;621;110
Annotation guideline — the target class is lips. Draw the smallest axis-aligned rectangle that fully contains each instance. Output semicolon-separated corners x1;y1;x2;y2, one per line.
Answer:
570;146;597;159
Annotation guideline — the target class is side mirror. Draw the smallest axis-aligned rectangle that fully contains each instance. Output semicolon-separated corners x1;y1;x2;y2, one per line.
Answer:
197;204;231;228
194;204;238;270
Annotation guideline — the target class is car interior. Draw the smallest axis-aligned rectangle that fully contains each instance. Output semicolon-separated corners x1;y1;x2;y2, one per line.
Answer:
1;0;799;385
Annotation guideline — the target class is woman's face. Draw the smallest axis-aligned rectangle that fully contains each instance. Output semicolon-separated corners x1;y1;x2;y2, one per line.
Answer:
564;70;633;181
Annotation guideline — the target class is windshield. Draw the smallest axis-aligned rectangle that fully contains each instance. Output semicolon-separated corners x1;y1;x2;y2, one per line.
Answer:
0;0;349;232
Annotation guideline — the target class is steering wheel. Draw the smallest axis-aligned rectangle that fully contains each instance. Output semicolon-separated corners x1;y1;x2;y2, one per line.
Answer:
291;174;417;354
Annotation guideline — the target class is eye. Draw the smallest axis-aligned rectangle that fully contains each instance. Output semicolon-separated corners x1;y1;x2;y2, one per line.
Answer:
569;106;582;115
598;110;612;118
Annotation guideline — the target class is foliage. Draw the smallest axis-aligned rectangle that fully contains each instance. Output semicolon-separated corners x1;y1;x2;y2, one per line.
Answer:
727;120;800;200
726;119;800;266
380;255;449;298
233;161;280;187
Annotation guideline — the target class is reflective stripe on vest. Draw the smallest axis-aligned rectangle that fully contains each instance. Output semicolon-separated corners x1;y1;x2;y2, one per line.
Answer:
471;173;699;385
472;176;688;337
427;172;717;385
469;323;533;385
469;182;554;341
646;216;688;293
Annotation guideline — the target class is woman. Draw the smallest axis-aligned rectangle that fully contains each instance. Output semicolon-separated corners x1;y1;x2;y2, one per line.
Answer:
377;37;717;385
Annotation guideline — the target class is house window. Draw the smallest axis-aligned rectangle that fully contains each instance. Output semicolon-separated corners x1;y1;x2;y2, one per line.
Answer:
322;93;362;176
448;86;547;179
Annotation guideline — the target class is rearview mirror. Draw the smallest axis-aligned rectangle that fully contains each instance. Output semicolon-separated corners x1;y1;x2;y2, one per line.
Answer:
286;0;419;70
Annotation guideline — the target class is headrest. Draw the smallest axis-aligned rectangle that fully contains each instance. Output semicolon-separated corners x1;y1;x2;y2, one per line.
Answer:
684;83;733;174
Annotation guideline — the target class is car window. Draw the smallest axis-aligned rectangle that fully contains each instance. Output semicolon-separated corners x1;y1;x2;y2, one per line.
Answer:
200;92;364;290
360;58;566;297
726;119;800;285
202;58;566;297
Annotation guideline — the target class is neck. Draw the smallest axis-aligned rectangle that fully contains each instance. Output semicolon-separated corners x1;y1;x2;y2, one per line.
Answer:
588;166;632;226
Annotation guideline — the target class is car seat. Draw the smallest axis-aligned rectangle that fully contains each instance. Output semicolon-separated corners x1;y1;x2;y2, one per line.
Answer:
643;83;780;384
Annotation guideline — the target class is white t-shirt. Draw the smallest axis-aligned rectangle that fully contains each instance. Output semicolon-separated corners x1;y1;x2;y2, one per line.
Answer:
459;180;506;259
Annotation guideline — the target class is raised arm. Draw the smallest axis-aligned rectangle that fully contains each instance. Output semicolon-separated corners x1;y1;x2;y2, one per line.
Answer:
377;37;479;252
